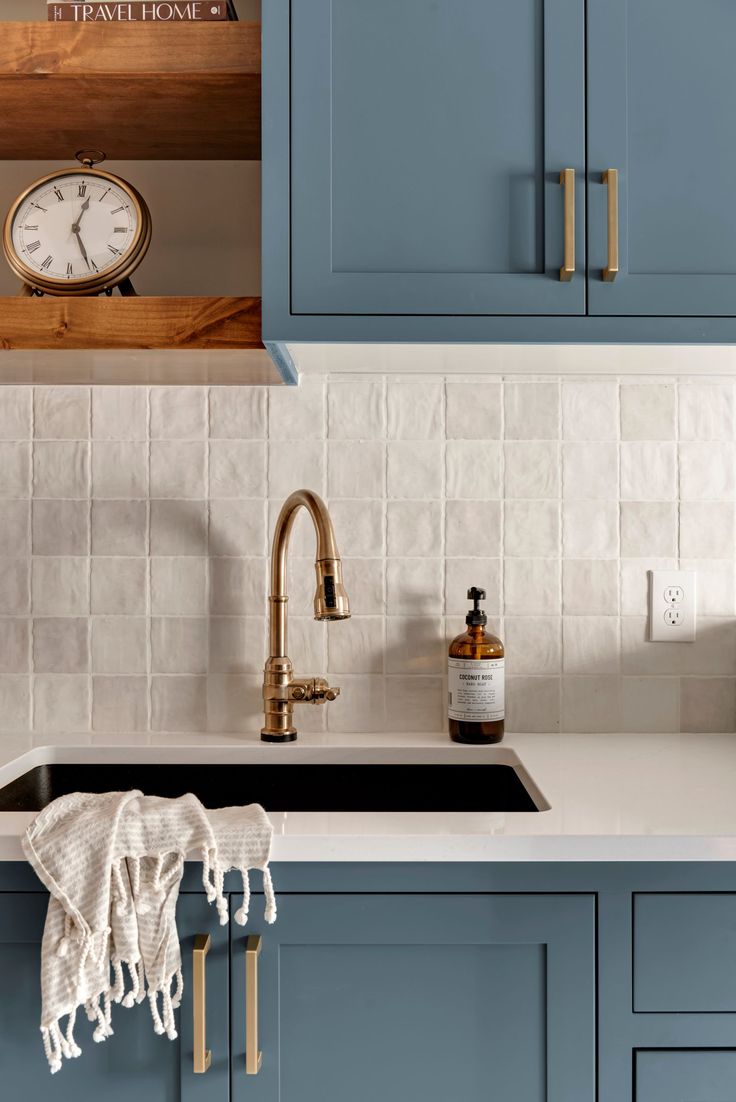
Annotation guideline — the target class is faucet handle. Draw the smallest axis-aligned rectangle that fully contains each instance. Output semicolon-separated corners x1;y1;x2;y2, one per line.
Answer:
289;678;340;704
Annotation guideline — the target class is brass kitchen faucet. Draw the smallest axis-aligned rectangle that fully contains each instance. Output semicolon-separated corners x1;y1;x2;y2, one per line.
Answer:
261;489;350;742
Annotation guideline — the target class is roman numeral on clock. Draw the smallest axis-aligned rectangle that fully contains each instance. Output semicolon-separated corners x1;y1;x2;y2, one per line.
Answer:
66;262;73;276
32;203;47;213
90;259;99;272
54;187;64;202
27;240;41;253
41;256;53;270
78;184;87;197
108;245;122;256
113;227;127;233
110;206;125;215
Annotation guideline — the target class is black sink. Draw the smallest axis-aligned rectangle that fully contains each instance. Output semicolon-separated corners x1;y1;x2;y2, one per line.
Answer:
0;762;543;813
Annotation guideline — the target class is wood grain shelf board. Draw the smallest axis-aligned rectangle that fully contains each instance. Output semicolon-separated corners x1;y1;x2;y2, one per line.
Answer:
0;23;261;159
0;295;264;351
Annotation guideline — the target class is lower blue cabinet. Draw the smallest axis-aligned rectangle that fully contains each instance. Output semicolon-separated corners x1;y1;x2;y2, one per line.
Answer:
635;1050;736;1102
0;891;228;1102
230;893;596;1102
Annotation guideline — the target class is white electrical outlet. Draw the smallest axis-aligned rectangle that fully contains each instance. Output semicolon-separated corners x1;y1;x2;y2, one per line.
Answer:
649;570;696;642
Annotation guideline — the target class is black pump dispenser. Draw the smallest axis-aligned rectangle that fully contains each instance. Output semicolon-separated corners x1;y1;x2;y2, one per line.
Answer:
465;587;487;627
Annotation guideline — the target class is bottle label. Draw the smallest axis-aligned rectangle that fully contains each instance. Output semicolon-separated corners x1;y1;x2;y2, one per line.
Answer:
448;657;505;722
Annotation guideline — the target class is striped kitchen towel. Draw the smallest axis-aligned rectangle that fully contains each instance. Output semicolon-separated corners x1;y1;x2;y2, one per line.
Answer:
22;790;275;1073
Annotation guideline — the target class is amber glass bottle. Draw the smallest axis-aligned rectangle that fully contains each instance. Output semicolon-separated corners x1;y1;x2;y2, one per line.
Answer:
448;587;504;744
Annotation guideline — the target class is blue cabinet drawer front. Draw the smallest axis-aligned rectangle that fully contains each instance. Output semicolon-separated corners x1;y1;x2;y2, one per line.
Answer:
636;1050;736;1101
634;894;736;1012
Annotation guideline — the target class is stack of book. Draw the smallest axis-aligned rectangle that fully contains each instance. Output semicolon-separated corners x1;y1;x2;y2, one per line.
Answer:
47;0;237;20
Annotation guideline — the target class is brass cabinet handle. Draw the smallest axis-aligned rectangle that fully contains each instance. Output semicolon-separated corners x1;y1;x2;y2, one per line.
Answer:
193;934;212;1074
245;935;263;1075
602;169;619;282
559;168;575;281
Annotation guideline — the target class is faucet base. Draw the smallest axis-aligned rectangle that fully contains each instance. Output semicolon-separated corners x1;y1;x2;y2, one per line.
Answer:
261;731;298;743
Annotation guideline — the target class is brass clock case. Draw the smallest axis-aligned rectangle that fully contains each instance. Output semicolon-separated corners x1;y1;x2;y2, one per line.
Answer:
2;165;152;297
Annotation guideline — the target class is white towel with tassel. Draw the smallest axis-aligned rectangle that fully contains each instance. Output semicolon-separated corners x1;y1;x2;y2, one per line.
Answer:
22;790;276;1074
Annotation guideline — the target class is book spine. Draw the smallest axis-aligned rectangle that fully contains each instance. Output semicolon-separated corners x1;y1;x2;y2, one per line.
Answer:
47;2;232;20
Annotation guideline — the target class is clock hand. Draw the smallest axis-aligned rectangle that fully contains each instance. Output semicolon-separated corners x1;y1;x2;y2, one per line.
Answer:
73;229;91;270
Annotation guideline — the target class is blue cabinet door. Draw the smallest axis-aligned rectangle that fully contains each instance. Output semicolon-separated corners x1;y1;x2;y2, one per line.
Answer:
0;892;229;1102
636;1051;736;1101
588;0;736;316
231;893;595;1102
278;0;585;319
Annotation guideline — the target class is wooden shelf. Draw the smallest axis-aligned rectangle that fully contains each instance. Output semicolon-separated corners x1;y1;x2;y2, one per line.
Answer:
0;22;261;159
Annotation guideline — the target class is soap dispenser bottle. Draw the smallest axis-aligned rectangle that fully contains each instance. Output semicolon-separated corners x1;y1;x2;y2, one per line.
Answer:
448;587;504;744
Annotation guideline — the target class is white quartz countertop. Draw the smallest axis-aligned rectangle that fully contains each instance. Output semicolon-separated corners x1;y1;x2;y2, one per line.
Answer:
1;730;735;862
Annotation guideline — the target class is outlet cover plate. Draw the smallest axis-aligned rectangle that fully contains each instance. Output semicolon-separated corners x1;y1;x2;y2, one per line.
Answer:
649;570;696;642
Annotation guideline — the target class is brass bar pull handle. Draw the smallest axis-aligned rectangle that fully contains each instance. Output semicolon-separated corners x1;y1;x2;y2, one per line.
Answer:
245;935;263;1075
602;169;619;282
559;168;575;281
193;934;212;1074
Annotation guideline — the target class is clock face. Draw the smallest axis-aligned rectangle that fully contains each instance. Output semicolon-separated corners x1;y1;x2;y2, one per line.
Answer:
9;171;140;286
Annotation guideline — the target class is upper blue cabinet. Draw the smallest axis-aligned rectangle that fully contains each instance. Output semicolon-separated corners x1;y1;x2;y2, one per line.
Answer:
262;0;736;343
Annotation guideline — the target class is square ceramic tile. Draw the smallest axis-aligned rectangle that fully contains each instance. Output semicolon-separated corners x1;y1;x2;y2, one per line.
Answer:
0;619;29;673
503;618;560;675
562;560;619;615
328;616;384;674
209;617;264;674
92;388;147;440
34;388;90;440
33;618;89;674
0;500;30;557
0;443;30;498
150;557;207;615
445;441;501;500
562;382;619;441
445;500;501;558
562;675;622;733
445;558;501;615
209;557;267;615
679;442;736;500
33;441;88;498
91;558;147;615
620;558;677;616
328;441;385;499
504;558;561;615
209;440;266;499
151;676;207;732
446;381;502;440
269;378;325;440
33;675;89;733
504;382;559;440
150;441;205;499
562;616;619;675
326;675;386;733
679;558;735;616
150;387;206;439
150;500;207;556
680;501;735;558
268;441;325;498
206;675;261;734
91;617;148;675
209;499;266;558
0;388;31;440
388;441;443;499
287;617;327;670
0;675;30;732
386;558;443;614
680;677;736;733
387;378;443;440
620;501;678;558
620;442;677;501
387;501;443;557
505;676;560;733
621;676;680;734
679;383;734;440
151;617;208;675
210;387;267;439
328;500;385;557
91;500;147;556
92;677;148;733
327;378;385;439
564;504;621;564
620;383;676;441
505;501;559;557
504;442;559;499
32;500;88;556
385;616;445;675
32;558;89;616
342;558;384;615
385;676;444;733
92;442;147;499
0;559;30;616
563;443;618;506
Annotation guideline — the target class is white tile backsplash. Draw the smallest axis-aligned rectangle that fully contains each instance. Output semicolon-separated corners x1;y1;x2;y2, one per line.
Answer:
1;375;735;739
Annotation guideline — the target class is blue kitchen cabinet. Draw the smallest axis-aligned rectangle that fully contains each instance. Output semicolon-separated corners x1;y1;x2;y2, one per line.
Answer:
0;891;229;1102
587;0;736;317
230;893;595;1102
635;1050;736;1102
263;0;586;333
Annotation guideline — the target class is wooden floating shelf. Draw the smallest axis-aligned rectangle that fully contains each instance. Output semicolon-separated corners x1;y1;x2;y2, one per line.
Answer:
0;22;261;160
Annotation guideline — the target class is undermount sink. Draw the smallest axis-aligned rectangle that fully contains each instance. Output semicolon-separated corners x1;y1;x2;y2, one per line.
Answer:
0;747;549;814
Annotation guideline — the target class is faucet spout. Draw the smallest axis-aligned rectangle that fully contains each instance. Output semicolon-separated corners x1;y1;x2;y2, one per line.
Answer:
262;490;350;742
